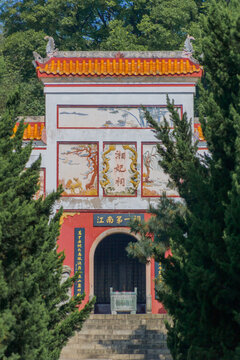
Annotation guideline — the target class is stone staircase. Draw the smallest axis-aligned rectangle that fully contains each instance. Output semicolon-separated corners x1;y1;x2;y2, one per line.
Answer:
60;314;172;360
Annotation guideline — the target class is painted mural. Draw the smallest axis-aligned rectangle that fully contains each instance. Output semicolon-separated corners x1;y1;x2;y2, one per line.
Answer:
34;169;45;200
58;143;98;196
58;106;182;128
142;144;178;197
100;143;139;196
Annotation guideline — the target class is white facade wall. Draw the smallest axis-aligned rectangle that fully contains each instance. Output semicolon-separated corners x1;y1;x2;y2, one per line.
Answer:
27;81;196;211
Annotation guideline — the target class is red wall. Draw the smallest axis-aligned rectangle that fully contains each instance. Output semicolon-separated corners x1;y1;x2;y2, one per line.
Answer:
58;210;166;314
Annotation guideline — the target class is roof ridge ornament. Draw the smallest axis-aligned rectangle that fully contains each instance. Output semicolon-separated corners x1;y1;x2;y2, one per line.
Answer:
115;52;125;58
32;36;58;67
183;34;195;56
44;36;58;57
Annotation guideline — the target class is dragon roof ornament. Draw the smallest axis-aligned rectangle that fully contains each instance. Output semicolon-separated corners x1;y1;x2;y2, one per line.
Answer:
33;36;59;67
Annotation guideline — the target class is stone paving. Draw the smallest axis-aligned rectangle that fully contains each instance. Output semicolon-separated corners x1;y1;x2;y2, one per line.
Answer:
60;314;172;360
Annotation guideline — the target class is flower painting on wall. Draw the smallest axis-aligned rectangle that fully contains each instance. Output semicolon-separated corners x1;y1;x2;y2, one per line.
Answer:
58;143;98;196
142;143;178;197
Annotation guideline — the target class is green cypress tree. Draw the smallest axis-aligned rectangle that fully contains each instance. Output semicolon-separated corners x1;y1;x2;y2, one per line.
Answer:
128;1;240;359
0;93;94;360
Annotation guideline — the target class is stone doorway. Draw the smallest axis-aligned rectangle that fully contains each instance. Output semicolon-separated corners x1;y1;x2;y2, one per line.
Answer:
94;233;146;314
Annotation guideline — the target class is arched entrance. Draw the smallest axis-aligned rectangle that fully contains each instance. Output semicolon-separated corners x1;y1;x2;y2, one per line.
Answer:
94;233;146;314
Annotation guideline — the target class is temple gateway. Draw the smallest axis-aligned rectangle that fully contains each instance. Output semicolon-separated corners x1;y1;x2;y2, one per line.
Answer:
28;48;203;314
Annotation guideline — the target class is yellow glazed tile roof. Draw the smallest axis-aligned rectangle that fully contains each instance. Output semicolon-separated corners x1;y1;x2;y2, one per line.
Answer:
194;123;205;141
37;57;202;78
13;122;45;140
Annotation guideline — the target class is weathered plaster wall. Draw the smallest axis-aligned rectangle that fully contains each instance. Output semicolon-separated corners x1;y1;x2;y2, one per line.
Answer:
28;78;197;314
43;82;195;211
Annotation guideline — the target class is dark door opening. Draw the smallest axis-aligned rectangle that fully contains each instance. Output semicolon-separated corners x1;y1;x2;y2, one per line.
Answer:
94;233;146;314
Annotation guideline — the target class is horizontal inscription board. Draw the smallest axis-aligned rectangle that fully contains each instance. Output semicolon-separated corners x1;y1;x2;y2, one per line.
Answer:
93;213;144;227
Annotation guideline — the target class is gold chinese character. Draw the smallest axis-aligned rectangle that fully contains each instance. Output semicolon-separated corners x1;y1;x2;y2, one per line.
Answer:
116;216;123;224
133;215;142;221
78;230;82;235
97;216;104;224
106;216;114;224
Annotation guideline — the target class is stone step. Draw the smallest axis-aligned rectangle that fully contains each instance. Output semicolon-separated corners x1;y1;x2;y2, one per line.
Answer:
76;328;168;335
61;355;172;360
82;323;168;330
61;350;171;357
72;341;168;349
79;334;166;340
81;325;168;331
83;314;169;323
71;333;167;341
63;341;168;350
87;314;168;319
60;314;172;360
61;352;172;360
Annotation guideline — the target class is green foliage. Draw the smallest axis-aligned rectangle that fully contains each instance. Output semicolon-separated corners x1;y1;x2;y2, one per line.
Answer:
101;0;201;51
128;197;185;264
0;93;94;360
100;20;147;51
127;0;240;358
0;35;45;116
135;0;199;50
0;0;204;115
2;30;46;79
0;0;125;50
